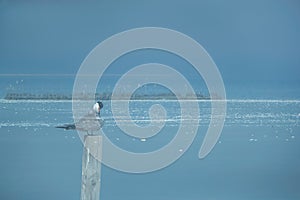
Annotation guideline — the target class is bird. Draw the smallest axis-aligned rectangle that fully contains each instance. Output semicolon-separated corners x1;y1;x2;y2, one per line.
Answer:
56;101;104;135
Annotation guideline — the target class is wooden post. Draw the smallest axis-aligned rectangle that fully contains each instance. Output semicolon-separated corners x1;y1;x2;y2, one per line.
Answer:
81;135;102;200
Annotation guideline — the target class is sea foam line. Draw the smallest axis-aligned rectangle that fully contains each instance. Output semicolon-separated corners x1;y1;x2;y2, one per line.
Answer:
1;99;299;104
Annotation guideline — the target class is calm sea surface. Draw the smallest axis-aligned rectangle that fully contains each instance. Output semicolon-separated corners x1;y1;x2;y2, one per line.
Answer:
0;99;299;200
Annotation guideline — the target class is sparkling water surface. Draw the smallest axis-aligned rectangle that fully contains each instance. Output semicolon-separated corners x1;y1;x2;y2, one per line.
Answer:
0;99;299;200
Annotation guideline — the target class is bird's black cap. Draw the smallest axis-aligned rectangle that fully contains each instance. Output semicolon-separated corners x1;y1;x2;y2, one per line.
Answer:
97;101;103;109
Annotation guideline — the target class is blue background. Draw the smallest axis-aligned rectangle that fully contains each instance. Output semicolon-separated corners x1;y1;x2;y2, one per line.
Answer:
1;1;300;200
1;0;300;98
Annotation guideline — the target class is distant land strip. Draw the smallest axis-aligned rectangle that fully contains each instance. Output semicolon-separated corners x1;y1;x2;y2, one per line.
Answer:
0;73;182;77
4;92;210;100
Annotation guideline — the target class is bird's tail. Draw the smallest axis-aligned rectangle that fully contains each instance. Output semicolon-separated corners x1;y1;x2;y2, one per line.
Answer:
55;124;76;130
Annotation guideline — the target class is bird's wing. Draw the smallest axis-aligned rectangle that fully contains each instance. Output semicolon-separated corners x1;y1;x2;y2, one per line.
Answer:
75;112;102;132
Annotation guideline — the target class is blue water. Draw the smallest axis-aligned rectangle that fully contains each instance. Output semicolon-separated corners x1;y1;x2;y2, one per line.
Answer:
0;99;299;200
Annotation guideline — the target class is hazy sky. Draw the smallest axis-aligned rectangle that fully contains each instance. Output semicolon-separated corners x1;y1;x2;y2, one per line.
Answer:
1;0;300;92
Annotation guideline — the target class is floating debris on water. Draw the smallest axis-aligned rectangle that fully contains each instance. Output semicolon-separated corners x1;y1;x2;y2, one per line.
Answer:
249;138;258;142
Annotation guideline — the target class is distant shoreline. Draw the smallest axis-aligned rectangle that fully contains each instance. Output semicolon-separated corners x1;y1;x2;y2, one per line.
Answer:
4;92;210;100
